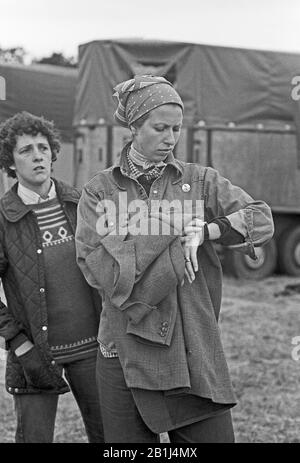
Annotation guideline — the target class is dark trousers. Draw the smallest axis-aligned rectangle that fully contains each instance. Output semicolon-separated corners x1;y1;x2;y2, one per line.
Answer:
96;352;235;443
14;354;104;443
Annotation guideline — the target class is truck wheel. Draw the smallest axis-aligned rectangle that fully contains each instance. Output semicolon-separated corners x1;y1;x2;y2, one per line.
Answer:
278;226;300;276
223;238;277;279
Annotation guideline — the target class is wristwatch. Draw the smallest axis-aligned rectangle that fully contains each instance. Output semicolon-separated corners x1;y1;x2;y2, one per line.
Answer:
203;222;209;240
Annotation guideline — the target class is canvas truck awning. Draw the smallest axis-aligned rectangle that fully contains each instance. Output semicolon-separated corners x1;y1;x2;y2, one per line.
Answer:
0;63;77;141
74;39;300;129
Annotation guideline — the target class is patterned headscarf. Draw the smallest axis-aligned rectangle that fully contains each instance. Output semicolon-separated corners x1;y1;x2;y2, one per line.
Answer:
113;75;184;128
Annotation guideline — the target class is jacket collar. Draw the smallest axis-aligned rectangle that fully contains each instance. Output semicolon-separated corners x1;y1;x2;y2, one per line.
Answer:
112;143;184;185
17;179;57;205
0;178;80;223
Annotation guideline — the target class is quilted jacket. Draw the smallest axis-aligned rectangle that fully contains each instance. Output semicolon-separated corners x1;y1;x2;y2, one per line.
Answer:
0;179;100;395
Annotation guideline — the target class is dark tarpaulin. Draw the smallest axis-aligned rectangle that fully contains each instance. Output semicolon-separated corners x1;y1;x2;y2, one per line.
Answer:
74;39;300;128
0;63;77;141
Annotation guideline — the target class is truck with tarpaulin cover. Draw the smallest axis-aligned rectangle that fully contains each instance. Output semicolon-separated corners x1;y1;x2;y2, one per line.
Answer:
0;61;77;196
73;39;300;279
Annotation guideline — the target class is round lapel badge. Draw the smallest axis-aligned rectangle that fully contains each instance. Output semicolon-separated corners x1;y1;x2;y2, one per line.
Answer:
182;183;191;193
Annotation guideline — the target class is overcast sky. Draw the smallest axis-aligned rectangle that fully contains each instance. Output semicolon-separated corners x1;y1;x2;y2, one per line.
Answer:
1;0;300;61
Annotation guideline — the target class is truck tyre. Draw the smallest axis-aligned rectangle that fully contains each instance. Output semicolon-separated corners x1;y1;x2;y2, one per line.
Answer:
278;226;300;276
223;238;277;279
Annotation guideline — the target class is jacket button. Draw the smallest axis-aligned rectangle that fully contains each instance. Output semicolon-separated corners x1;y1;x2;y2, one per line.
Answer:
51;360;55;365
8;387;12;392
161;322;169;327
14;388;19;393
42;326;48;331
182;184;191;193
37;249;42;254
40;288;45;293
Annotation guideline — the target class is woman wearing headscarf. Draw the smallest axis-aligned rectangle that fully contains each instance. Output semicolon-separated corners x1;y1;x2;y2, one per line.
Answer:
75;75;274;443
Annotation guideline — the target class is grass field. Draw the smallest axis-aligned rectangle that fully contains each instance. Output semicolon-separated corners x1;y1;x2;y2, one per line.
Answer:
1;275;300;443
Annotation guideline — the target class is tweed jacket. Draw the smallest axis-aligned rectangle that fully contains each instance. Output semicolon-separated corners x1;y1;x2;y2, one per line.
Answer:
76;146;274;405
0;179;101;395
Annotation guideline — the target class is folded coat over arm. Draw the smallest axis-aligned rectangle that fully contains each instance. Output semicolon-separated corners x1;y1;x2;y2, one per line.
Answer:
76;187;186;346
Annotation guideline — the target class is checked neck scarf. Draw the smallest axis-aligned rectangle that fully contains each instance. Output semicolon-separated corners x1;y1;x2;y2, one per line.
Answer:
127;145;167;181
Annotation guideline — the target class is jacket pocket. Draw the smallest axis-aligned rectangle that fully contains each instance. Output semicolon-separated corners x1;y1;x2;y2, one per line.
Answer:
17;346;59;390
6;348;70;394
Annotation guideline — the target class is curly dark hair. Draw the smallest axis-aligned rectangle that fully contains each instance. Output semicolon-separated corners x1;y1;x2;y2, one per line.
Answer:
0;111;61;178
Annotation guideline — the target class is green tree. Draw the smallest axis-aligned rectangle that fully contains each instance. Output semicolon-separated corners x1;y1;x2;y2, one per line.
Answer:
34;52;77;68
0;46;26;64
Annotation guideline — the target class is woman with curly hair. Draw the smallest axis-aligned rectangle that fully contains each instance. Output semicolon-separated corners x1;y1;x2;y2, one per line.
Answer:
0;111;104;443
0;111;60;179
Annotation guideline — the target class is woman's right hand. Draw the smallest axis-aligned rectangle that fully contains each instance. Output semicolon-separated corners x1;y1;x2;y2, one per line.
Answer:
16;344;56;389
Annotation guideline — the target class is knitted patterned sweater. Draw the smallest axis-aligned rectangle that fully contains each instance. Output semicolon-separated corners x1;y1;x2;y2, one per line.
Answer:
31;197;98;363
